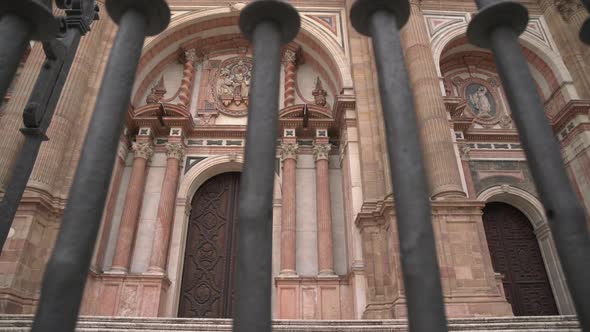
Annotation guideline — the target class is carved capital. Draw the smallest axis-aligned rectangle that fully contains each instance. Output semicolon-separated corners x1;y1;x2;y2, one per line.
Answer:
132;142;154;160
313;143;331;161
165;143;185;161
182;48;202;64
555;0;585;21
459;144;471;161
282;49;297;65
279;143;299;161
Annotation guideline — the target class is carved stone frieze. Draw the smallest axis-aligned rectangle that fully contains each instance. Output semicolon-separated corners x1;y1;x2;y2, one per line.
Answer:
165;143;185;161
279;143;299;161
555;0;585;21
132;142;154;160
212;56;253;116
313;143;331;161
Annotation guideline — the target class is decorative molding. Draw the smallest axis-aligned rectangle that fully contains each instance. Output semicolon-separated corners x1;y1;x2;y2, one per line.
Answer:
279;143;299;161
132;142;154;160
313;143;331;161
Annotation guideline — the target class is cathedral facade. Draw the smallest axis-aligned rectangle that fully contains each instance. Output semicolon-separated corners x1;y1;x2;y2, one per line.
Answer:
0;0;589;321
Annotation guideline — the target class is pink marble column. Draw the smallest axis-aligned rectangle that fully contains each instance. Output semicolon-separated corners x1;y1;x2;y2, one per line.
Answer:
314;140;335;276
178;49;200;108
111;141;153;272
279;140;298;275
282;50;297;108
147;142;185;273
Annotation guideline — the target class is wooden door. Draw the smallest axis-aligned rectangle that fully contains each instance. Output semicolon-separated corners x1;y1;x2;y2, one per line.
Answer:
178;172;241;318
482;202;558;316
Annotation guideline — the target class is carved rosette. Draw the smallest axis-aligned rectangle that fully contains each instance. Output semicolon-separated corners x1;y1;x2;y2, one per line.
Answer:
279;143;299;161
313;143;331;161
555;0;585;21
166;143;185;161
132;142;154;160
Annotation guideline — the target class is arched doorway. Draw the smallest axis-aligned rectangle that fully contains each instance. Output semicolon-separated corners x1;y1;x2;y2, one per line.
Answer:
482;202;558;316
178;172;241;318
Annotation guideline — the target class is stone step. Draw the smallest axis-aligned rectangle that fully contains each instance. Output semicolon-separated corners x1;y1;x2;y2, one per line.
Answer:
0;315;580;331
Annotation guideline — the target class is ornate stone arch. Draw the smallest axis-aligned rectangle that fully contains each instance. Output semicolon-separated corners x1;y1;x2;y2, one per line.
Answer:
135;6;352;101
478;185;576;315
162;154;282;316
431;21;573;87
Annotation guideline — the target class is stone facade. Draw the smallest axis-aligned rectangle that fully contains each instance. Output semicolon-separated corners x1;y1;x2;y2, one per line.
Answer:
0;0;588;321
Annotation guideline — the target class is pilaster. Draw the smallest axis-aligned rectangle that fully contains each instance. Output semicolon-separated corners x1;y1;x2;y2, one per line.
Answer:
279;130;298;276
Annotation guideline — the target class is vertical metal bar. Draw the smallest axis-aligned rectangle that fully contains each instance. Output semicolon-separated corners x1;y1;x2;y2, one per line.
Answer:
0;29;82;251
368;10;448;332
234;20;281;332
234;1;299;331
31;8;152;332
0;14;32;101
469;2;590;330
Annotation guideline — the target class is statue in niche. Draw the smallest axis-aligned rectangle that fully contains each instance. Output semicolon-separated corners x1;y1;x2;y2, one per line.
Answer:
312;76;327;107
466;83;496;118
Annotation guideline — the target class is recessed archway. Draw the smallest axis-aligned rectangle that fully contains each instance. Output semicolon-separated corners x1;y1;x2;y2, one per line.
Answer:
478;185;576;315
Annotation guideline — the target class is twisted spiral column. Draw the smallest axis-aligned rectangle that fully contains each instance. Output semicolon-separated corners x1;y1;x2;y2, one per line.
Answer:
282;50;297;108
178;49;200;108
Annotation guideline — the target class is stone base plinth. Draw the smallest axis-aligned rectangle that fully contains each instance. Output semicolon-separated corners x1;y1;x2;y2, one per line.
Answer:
0;314;580;331
275;275;354;320
81;271;170;317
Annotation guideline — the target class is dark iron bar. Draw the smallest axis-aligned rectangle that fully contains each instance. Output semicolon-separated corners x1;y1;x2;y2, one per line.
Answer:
468;2;590;330
31;0;169;330
350;2;448;331
0;27;84;251
234;1;299;331
0;14;32;101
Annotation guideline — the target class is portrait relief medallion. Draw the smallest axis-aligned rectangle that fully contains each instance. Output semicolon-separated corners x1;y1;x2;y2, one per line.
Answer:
212;56;253;116
466;83;497;119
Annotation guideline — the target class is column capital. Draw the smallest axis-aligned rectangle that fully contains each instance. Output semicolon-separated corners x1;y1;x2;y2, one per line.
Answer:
459;144;471;161
279;142;299;161
313;143;331;161
282;49;297;65
181;48;203;64
165;143;185;161
132;142;154;161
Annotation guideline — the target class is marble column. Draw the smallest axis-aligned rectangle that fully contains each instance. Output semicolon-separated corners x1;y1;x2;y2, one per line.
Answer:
111;141;153;272
401;3;465;199
314;140;335;276
147;142;185;273
279;140;298;276
178;48;200;108
283;50;297;108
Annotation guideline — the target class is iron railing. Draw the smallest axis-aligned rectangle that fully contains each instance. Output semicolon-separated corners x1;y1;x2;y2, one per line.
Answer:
0;0;588;331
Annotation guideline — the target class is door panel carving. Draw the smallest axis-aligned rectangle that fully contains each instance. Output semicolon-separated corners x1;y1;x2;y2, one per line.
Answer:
179;172;241;318
483;202;558;316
